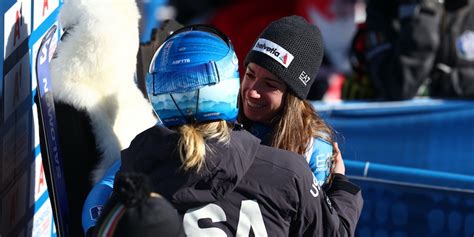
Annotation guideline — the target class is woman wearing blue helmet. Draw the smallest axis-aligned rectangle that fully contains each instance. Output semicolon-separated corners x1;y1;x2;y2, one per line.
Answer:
85;24;362;236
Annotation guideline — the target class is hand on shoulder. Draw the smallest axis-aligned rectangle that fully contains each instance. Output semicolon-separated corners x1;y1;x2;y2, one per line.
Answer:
332;142;345;175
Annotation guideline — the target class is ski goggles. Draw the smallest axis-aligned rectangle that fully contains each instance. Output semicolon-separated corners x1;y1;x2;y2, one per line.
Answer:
147;24;238;95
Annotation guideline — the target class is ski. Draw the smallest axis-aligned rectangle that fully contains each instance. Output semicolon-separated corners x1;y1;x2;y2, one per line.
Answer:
35;24;70;237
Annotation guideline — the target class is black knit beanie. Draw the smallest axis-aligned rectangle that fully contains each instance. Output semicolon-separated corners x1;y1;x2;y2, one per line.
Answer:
245;15;324;99
94;173;185;237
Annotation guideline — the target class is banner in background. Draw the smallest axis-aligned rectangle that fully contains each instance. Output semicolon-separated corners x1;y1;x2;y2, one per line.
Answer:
1;0;62;236
315;99;474;236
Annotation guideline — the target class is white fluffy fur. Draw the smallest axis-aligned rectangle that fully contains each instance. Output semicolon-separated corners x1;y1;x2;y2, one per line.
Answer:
50;0;157;183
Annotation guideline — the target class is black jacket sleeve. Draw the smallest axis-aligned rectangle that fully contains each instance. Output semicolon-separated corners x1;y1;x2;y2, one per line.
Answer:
430;1;474;98
292;171;363;236
325;174;363;237
365;0;443;100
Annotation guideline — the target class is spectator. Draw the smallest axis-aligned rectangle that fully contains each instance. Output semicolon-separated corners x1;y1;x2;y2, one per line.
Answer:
363;0;474;100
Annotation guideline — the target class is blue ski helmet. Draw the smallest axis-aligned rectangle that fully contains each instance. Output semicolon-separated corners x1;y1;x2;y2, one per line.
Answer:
146;25;240;127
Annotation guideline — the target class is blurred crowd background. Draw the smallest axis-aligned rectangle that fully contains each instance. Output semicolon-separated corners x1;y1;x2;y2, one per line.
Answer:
138;0;474;102
137;0;367;101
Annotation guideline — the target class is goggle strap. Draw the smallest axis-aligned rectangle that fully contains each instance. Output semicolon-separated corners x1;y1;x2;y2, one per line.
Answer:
151;62;221;95
207;61;220;85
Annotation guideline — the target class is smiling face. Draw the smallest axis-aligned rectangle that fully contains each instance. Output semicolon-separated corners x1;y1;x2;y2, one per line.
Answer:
240;63;288;123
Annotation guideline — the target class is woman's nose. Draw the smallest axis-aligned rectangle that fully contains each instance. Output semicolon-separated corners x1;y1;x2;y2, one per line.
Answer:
247;88;261;99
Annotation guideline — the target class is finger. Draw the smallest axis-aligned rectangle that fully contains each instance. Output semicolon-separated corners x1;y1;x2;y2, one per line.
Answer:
333;142;342;160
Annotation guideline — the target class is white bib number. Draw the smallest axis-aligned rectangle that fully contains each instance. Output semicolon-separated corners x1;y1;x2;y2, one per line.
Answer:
183;200;268;237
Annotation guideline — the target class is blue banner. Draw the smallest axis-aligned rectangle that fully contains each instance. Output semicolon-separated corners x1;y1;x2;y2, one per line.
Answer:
314;99;474;176
313;99;474;236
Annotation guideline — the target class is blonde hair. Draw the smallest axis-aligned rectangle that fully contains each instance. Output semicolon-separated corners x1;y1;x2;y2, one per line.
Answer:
177;121;230;171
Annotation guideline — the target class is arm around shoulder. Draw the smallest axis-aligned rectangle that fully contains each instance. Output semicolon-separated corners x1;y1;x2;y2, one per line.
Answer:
325;173;363;237
323;143;363;236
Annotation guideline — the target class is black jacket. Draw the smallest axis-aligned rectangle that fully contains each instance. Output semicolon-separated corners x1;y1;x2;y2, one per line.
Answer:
430;0;474;97
118;125;363;236
365;0;474;100
54;101;100;237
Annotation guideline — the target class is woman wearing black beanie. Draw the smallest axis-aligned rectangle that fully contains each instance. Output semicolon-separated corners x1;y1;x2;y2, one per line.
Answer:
239;15;363;236
240;15;336;186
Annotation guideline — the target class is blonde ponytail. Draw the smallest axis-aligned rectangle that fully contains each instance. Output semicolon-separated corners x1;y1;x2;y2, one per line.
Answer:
177;121;231;171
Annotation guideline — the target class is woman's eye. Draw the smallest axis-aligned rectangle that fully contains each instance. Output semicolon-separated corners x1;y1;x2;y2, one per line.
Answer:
266;83;277;88
245;73;255;79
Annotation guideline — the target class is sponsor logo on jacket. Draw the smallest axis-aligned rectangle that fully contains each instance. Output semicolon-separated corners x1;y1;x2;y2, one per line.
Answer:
90;205;104;220
456;30;474;61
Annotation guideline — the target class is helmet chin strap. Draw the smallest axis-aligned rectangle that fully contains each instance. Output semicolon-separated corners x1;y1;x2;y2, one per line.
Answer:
194;89;200;123
169;89;200;124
